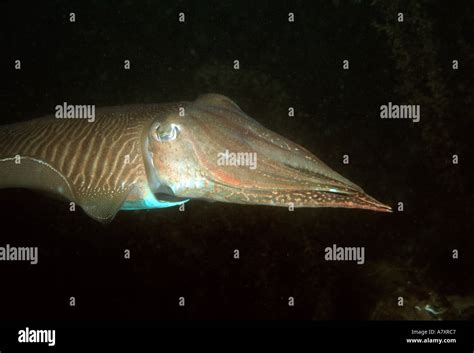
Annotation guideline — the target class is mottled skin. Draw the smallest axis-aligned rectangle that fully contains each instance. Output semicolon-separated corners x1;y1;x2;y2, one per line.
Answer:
0;94;391;222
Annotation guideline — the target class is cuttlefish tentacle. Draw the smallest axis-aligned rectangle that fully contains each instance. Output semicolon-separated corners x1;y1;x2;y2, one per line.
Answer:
0;94;391;222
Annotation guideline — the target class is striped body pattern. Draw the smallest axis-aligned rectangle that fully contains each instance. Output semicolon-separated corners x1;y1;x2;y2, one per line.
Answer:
0;105;177;221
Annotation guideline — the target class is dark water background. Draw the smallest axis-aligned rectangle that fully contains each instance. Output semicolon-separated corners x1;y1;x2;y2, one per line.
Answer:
1;0;473;319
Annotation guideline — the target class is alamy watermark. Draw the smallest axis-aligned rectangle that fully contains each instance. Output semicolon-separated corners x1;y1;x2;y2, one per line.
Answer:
18;327;55;347
55;102;95;122
324;244;365;265
380;102;420;123
0;244;38;265
217;149;257;170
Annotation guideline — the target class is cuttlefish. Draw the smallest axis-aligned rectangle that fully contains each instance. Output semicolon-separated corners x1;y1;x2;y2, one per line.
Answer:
0;94;391;222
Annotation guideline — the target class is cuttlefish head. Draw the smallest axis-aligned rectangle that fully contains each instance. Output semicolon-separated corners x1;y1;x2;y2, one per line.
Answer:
144;94;391;212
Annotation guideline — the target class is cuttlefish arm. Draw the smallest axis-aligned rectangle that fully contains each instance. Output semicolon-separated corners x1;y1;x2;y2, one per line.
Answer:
0;95;391;223
147;94;391;213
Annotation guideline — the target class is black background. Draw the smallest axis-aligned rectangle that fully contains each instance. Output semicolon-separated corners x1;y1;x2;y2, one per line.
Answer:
1;0;473;320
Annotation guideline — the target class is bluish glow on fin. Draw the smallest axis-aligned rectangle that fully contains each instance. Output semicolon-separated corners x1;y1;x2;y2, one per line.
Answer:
121;190;189;210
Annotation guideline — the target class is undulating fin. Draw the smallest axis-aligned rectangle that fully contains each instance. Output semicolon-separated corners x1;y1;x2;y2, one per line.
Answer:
0;155;135;222
79;185;135;223
0;156;76;201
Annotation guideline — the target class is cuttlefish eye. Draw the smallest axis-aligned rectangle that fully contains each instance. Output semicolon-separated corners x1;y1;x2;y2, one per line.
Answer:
152;122;180;142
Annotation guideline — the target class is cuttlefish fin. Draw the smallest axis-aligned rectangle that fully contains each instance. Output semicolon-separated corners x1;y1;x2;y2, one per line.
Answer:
0;156;76;202
78;186;133;224
0;156;132;223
